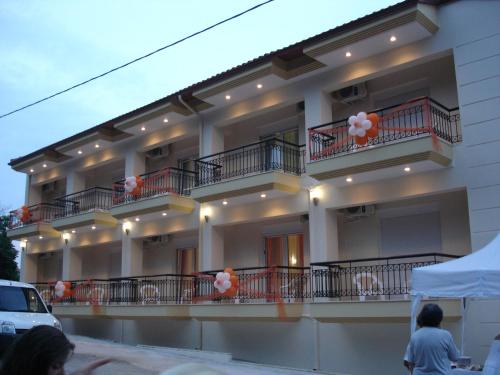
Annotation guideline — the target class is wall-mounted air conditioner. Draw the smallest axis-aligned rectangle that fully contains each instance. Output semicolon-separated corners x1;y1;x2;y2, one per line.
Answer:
332;83;367;104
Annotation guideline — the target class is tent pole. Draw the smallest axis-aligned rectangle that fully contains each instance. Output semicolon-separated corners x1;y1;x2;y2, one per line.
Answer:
460;297;466;356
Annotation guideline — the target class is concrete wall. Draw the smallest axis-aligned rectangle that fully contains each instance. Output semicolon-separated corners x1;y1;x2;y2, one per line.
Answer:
80;245;121;279
37;251;62;282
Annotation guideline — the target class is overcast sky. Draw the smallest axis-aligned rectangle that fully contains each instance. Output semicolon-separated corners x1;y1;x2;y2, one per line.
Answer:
0;0;399;214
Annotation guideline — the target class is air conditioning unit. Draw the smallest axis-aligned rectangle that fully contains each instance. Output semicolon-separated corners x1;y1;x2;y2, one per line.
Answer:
332;83;367;103
41;181;58;193
146;145;170;160
343;205;375;218
144;235;170;246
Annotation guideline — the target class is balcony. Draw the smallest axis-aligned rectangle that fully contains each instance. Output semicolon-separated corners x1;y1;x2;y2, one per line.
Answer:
307;97;461;180
51;187;117;231
110;167;196;219
37;254;461;321
7;203;61;240
191;139;306;203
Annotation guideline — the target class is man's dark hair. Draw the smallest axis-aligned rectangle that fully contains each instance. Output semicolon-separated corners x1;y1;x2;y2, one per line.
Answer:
417;303;443;327
0;325;74;375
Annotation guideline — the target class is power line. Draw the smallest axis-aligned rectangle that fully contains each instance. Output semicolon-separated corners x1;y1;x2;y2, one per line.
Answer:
0;0;274;120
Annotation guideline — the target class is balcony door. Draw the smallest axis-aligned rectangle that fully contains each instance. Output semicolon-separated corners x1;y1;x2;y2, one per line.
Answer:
265;233;304;268
176;248;197;275
260;128;299;173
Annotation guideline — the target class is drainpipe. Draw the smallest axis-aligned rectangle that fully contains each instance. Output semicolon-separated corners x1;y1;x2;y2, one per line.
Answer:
177;94;204;157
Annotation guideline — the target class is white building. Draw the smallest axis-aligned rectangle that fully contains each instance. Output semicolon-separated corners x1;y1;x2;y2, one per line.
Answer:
7;1;500;373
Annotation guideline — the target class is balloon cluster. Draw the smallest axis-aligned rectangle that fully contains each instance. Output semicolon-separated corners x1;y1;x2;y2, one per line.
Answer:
54;281;72;298
124;176;144;196
214;268;239;297
15;206;30;223
348;112;379;145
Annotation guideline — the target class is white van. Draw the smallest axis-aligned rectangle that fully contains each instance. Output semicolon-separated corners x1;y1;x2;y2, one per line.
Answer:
0;279;61;355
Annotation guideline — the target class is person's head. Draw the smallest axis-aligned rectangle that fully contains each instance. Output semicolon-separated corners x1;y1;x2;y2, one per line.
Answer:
417;303;443;328
0;325;74;375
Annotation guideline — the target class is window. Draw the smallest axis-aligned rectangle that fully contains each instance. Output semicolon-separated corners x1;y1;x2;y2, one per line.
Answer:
0;286;47;313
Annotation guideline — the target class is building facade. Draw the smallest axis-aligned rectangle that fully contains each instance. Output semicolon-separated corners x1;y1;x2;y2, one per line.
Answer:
7;1;500;374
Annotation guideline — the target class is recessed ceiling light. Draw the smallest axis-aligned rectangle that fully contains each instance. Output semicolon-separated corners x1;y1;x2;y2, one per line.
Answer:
225;95;231;100
29;169;34;173
390;35;397;42
141;126;146;131
162;212;167;216
42;164;47;168
222;200;228;205
71;230;76;234
345;51;352;58
95;144;100;148
77;150;82;155
163;118;169;123
404;166;411;172
135;217;140;222
91;225;96;230
39;236;43;240
260;193;266;198
257;84;263;89
346;177;353;182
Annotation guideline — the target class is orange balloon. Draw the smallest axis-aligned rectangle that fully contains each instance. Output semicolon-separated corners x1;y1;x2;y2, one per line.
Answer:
63;282;72;297
355;135;368;145
225;287;237;297
366;125;378;138
230;275;239;287
224;268;235;276
367;113;379;128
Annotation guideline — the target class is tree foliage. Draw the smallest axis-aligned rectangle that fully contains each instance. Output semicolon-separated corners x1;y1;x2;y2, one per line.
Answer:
0;216;19;281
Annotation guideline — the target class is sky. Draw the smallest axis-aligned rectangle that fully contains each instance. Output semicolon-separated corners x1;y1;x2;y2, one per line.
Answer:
0;0;400;214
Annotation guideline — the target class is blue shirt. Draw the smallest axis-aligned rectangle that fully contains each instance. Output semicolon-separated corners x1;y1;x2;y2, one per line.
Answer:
406;327;460;375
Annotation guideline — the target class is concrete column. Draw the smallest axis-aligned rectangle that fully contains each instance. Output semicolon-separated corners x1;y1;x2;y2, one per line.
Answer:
125;149;146;177
121;236;143;277
26;175;42;206
62;246;82;280
198;205;224;271
308;195;339;263
20;251;38;283
200;122;224;158
66;170;86;194
304;88;332;163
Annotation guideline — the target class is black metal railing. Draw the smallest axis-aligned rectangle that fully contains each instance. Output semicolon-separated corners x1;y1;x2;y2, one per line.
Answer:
195;139;306;187
309;97;461;161
53;187;113;219
310;253;460;300
8;203;61;229
112;167;196;205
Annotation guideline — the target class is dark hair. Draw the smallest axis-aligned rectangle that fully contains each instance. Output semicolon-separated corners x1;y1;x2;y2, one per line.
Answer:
417;303;443;327
0;325;75;375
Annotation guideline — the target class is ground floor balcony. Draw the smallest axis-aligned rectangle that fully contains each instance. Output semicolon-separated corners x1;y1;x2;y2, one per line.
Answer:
7;203;61;240
110;167;196;220
307;97;461;180
35;253;460;321
191;139;305;203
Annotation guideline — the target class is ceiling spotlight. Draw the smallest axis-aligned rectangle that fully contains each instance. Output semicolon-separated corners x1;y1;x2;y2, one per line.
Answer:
390;35;397;42
94;144;100;149
141;126;146;131
257;84;263;89
71;230;76;234
260;193;266;198
39;236;43;240
222;200;228;205
91;225;96;230
77;150;82;155
404;166;411;172
135;217;140;222
345;51;352;58
225;95;231;100
162;212;167;216
29;169;34;173
346;177;353;182
42;164;47;168
163;118;169;123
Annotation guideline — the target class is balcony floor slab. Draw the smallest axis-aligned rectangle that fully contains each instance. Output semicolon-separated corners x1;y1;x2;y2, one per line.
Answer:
7;222;60;241
110;195;195;220
51;211;117;232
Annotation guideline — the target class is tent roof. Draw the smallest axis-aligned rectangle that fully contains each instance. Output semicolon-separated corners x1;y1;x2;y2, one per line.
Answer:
411;233;500;298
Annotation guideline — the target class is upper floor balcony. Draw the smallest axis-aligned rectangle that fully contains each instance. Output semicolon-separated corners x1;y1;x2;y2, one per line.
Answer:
7;203;61;240
110;167;196;220
307;97;461;180
51;187;117;232
191;138;306;203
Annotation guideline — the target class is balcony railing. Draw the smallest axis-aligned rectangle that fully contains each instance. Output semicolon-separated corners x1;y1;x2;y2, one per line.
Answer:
195;139;306;187
8;203;60;229
309;97;461;161
112;167;196;205
310;253;460;300
52;187;113;219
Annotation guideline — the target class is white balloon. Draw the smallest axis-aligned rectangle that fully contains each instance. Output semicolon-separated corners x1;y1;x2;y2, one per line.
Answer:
348;116;358;126
222;280;231;289
221;272;230;280
348;126;357;136
361;119;372;130
124;176;137;193
356;128;366;137
216;272;224;280
357;112;367;121
55;281;65;298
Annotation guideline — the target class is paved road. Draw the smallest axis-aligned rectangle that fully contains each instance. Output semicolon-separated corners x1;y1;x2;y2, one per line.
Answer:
65;335;325;375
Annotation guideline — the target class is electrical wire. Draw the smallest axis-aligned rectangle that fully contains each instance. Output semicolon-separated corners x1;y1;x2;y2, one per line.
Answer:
0;0;274;120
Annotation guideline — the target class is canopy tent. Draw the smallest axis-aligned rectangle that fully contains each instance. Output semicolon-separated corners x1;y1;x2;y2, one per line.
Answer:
410;233;500;353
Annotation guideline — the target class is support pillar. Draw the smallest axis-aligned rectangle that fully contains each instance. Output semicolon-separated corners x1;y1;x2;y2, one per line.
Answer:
121;236;143;277
198;205;224;271
26;175;42;206
125;149;145;177
66;170;85;194
308;197;339;263
20;251;38;283
62;246;82;280
200;122;224;157
304;88;332;163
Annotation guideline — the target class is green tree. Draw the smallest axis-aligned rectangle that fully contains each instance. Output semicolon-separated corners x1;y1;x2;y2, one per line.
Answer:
0;215;19;281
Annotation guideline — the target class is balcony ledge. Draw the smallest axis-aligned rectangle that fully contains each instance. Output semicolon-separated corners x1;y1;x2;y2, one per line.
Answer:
7;222;60;241
110;195;195;220
51;211;117;231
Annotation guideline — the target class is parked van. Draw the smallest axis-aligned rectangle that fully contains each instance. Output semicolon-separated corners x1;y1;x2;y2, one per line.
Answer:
0;279;61;355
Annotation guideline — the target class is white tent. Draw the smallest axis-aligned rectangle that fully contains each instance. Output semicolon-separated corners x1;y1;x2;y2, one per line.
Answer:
410;233;500;352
